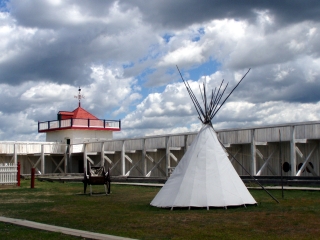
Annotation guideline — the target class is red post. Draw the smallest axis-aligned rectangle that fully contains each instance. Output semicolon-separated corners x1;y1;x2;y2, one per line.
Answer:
17;162;21;187
31;168;35;189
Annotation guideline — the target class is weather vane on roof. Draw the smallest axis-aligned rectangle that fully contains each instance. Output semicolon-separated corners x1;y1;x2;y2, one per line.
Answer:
74;87;85;107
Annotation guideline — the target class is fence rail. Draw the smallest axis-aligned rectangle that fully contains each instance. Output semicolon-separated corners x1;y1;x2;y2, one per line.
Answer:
38;118;121;132
0;163;17;185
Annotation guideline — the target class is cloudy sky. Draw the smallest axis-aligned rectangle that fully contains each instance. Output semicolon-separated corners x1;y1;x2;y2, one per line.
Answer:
0;0;320;141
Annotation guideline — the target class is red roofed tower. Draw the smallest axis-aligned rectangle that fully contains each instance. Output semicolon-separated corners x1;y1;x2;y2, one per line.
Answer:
38;88;121;144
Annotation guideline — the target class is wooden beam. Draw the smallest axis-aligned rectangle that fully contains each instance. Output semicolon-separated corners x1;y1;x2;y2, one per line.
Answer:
145;154;154;163
104;155;113;165
169;152;178;163
87;152;98;155
184;134;189;153
110;159;120;171
125;155;133;164
121;141;125;176
104;151;115;154
169;147;181;151
53;156;65;173
229;147;241;163
256;149;276;176
251;129;257;175
295;146;303;158
165;136;170;178
146;149;157;152
142;138;147;176
296;144;318;176
125;159;144;176
49;156;64;173
13;144;17;165
86;156;94;165
290;126;297;176
41;145;45;174
33;157;41;169
256;142;267;145
223;143;231;148
64;145;67;173
146;154;166;177
83;143;87;174
125;150;136;153
296;139;307;143
100;142;104;167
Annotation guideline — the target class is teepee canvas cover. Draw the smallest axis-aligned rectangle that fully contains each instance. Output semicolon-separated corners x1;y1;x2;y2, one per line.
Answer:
151;68;256;208
150;124;256;208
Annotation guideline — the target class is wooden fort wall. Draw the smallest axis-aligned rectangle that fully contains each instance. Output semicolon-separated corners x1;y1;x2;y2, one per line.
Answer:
0;121;319;177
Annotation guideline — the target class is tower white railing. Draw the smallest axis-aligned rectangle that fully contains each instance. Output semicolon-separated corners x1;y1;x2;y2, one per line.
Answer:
38;118;121;132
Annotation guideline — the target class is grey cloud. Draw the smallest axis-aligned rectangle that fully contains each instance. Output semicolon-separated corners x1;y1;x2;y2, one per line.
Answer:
120;0;320;29
8;0;114;29
231;65;320;104
11;0;320;33
1;1;155;86
0;112;38;139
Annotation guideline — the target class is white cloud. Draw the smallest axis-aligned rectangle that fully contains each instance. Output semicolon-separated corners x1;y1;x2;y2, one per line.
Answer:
158;41;204;67
0;1;320;142
21;83;72;103
87;65;141;116
0;111;40;141
213;100;320;129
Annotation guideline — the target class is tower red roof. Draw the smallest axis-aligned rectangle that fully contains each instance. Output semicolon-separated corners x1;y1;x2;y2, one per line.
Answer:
38;87;120;133
39;105;121;133
58;107;99;120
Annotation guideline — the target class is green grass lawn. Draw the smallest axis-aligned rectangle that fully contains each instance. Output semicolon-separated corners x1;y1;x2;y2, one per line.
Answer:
0;222;81;240
0;180;320;240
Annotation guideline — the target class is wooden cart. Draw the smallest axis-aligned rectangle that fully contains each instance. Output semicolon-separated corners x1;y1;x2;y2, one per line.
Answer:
83;164;111;195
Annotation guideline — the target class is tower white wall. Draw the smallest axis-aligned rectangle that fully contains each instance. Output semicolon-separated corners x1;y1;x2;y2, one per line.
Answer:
46;129;113;144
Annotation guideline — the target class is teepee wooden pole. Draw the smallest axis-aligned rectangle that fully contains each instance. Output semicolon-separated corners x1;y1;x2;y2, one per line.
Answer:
211;83;229;119
199;84;206;110
176;66;205;122
218;139;280;204
211;68;250;119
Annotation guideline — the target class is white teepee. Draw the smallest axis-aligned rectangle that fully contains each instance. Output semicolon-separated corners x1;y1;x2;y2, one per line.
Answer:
150;124;257;208
150;68;256;208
